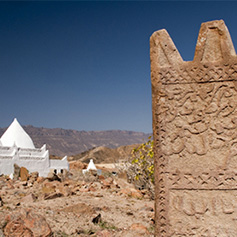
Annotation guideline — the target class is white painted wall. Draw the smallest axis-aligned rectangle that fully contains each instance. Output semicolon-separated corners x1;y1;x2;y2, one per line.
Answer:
0;146;69;177
49;156;69;174
0;119;69;177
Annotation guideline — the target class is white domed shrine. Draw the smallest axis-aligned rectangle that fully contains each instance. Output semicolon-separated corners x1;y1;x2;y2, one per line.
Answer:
82;158;98;175
1;118;35;149
87;159;97;171
0;118;69;177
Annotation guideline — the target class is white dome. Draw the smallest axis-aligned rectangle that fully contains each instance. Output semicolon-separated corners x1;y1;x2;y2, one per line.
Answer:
87;159;97;170
0;118;35;149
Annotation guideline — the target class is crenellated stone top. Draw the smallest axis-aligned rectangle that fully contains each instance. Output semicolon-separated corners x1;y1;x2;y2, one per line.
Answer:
150;20;237;85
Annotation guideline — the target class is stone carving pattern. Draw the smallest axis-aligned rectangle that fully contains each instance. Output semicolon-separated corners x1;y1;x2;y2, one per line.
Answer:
151;20;237;236
159;64;237;163
159;63;237;84
169;190;237;236
168;170;237;190
155;65;237;235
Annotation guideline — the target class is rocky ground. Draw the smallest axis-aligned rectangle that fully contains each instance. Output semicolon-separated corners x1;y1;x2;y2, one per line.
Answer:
0;162;154;236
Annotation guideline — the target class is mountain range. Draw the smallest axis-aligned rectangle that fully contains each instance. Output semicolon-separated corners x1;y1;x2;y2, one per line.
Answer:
0;125;151;157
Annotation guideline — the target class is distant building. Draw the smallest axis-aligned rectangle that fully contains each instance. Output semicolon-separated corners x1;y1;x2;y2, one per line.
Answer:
0;118;69;177
87;159;97;171
82;159;97;174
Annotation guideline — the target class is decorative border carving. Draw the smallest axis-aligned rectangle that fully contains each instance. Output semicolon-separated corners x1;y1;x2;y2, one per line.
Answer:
168;170;237;190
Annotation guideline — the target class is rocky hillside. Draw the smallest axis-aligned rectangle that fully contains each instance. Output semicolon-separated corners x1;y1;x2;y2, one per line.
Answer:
0;126;151;157
70;144;138;164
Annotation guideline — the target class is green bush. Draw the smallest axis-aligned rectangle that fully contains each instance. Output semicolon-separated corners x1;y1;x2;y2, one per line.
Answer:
125;137;154;198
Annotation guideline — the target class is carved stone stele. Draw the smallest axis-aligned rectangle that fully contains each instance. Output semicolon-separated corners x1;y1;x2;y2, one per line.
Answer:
150;20;237;236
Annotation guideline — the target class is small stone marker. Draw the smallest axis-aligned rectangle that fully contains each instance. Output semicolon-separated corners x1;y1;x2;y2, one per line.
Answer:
150;20;237;236
13;163;20;180
20;167;29;181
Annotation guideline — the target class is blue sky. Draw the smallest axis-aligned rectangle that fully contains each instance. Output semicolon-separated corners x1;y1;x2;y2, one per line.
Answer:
0;1;237;133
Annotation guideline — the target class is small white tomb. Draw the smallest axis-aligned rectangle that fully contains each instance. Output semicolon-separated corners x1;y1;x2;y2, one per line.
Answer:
87;159;97;171
82;159;97;174
0;118;69;177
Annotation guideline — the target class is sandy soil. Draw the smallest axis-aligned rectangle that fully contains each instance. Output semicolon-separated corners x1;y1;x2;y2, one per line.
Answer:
0;170;155;236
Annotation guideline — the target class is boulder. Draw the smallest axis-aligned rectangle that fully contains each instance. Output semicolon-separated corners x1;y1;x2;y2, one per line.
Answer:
21;193;37;203
119;188;143;199
41;185;56;195
128;223;150;236
101;177;113;188
30;172;39;179
29;172;39;183
129;223;149;233
92;213;101;224
4;209;52;237
120;223;150;237
36;176;45;183
43;192;63;200
4;222;33;237
7;180;14;189
47;171;61;182
20;167;29;181
56;185;72;197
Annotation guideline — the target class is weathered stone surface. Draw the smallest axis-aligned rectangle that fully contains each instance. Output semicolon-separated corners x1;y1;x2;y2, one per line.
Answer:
30;172;39;181
20;167;29;181
43;192;63;200
4;209;52;237
120;223;150;237
150;19;237;236
101;177;113;188
36;176;45;183
47;171;61;182
21;193;37;203
92;213;102;224
119;188;143;199
56;185;72;197
13;163;20;180
4;222;33;237
59;203;96;216
129;223;150;234
69;160;87;170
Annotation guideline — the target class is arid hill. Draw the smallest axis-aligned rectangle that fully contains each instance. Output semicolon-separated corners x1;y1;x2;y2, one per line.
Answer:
0;126;151;157
70;144;138;164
